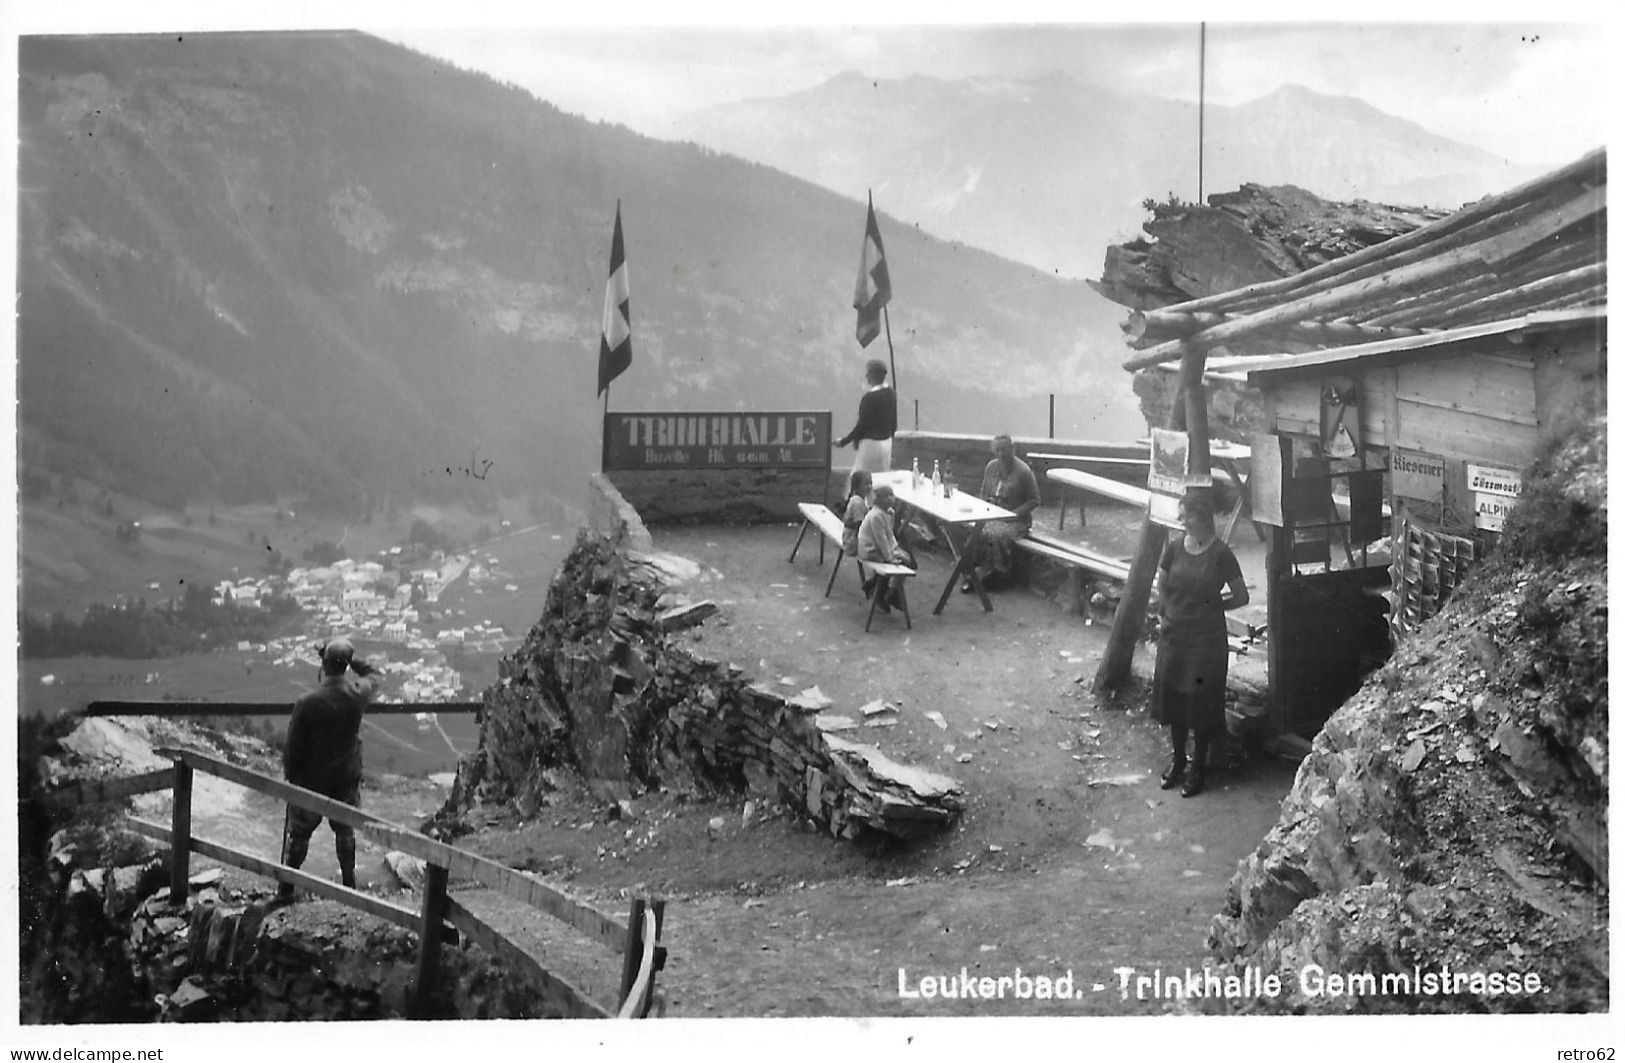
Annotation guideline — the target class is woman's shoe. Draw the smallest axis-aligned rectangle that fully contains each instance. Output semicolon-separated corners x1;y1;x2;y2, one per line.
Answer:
1159;758;1186;790
1181;768;1206;798
960;579;976;594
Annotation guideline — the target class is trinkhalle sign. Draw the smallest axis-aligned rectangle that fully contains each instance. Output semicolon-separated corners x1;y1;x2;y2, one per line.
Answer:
603;412;831;471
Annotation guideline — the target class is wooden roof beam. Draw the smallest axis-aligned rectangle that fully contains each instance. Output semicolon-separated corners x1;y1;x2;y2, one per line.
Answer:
1119;148;1604;319
1122;239;1497;370
1122;179;1607;371
1420;264;1606;330
1361;240;1601;327
1126;307;1432;348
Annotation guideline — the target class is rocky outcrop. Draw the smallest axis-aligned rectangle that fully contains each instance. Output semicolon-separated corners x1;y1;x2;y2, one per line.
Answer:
437;485;964;842
1096;184;1448;442
1094;184;1448;312
1203;418;1608;1013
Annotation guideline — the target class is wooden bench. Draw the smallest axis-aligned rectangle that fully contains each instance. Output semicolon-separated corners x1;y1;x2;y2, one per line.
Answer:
1026;452;1150;486
863;562;916;631
788;502;867;597
1014;532;1132;582
1045;468;1152;530
1013;533;1131;617
1046;466;1239;531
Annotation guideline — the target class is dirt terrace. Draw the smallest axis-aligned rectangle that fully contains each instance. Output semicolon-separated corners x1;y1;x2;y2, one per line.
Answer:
442;499;1298;1017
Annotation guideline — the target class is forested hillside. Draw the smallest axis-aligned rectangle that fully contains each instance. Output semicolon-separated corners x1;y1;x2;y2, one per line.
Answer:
18;32;1123;515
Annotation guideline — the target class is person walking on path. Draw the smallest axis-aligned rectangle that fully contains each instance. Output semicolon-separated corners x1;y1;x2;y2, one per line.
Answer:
1153;491;1249;798
835;359;897;492
280;636;383;896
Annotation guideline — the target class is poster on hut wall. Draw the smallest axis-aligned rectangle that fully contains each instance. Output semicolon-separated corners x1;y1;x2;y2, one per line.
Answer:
1247;432;1287;527
1393;448;1447;501
1467;462;1521;532
1148;428;1210;495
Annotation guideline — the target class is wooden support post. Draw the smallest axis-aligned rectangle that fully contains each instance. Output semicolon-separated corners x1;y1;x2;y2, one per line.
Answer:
410;864;450;1019
1094;357;1204;695
1185;367;1212;481
169;761;193;902
618;897;648;1013
647;898;667;1014
1266;525;1290;737
1092;517;1170;696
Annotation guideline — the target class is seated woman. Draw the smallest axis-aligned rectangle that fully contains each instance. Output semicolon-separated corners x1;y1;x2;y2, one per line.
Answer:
964;433;1040;592
856;484;914;612
842;470;875;596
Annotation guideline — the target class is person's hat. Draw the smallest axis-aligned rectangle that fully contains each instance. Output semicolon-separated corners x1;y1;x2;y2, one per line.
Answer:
321;637;355;665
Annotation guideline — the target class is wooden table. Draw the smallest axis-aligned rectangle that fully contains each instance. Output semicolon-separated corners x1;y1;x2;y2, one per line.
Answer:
872;470;1018;614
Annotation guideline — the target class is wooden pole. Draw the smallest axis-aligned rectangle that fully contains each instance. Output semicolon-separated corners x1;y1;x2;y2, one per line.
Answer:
618;896;648;1011
410;863;450;1019
1094;373;1190;694
1048;394;1056;438
883;304;898;395
169;761;193;902
1186;362;1212;482
1198;22;1206;205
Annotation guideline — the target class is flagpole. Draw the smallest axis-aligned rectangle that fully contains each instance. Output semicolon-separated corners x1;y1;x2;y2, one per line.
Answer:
882;305;897;395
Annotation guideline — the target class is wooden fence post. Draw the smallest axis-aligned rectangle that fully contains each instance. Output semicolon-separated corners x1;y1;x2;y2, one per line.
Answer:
169;761;193;902
410;863;450;1019
647;899;666;1014
618;897;648;1013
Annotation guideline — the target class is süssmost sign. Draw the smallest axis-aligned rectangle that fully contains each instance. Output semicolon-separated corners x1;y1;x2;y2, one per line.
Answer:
603;411;832;471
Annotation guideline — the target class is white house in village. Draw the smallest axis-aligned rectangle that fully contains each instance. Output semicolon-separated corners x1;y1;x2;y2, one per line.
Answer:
383;619;408;643
342;586;384;614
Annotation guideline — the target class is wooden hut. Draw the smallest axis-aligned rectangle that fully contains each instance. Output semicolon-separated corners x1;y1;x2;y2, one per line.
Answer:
1112;149;1606;737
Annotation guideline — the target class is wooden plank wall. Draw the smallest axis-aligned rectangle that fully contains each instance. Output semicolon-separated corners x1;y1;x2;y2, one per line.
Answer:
1268;348;1540;469
609;467;831;523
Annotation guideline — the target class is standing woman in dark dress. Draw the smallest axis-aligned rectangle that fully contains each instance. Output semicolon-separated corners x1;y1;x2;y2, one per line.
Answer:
1153;491;1249;798
835;359;897;492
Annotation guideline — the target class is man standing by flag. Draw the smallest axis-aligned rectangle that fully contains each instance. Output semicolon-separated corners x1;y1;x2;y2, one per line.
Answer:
598;203;632;397
836;358;897;489
842;194;897;487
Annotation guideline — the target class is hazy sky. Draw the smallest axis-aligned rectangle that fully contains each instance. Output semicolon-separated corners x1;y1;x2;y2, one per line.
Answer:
373;19;1609;166
1;4;1613;167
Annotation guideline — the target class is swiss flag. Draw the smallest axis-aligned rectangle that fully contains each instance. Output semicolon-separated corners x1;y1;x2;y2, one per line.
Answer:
853;194;892;348
597;204;632;396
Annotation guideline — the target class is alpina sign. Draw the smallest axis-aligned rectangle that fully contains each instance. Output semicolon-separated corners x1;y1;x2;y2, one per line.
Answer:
603;411;831;471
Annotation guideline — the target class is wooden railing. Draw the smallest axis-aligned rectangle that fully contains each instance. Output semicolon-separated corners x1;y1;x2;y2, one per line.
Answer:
86;701;482;716
39;745;665;1019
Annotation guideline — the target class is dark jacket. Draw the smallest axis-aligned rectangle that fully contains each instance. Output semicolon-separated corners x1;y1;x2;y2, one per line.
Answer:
284;661;381;793
836;386;897;447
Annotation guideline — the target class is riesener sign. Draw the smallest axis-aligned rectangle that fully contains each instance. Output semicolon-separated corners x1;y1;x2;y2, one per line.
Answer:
1392;448;1446;501
603;411;832;471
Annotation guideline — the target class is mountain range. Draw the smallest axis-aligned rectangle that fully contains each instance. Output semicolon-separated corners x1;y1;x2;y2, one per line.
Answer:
675;74;1556;280
17;33;1131;516
17;34;1567;521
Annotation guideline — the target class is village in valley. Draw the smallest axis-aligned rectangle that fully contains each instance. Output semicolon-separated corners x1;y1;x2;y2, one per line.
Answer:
211;533;527;704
